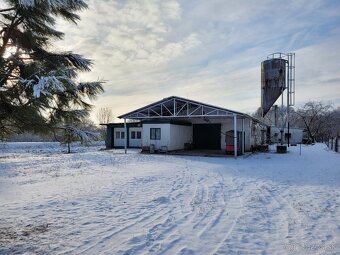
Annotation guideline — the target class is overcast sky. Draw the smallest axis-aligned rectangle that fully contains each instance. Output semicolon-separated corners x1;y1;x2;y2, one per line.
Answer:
56;0;340;122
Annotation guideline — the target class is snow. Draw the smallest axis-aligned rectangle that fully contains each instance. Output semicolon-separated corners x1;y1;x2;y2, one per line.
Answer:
18;0;87;9
21;75;67;98
0;143;339;254
58;126;100;144
35;75;67;98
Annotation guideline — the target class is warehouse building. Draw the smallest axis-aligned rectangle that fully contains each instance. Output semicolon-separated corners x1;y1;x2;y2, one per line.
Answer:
104;96;266;157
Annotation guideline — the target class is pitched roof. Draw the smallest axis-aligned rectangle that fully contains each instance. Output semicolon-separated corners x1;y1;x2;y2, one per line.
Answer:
118;96;264;124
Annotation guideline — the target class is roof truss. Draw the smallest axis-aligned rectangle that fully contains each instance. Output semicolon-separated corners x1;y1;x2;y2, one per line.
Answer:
119;96;240;119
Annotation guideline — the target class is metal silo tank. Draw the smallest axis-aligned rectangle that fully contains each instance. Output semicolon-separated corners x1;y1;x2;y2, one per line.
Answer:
261;58;286;116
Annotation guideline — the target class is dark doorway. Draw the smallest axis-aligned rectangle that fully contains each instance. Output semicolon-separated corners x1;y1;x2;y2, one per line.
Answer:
193;124;221;149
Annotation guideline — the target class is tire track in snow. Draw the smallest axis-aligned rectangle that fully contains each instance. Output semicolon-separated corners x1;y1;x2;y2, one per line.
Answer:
108;166;203;255
260;184;311;253
213;180;304;254
67;173;177;254
77;167;196;255
131;169;199;254
74;204;173;254
210;175;247;255
151;167;247;255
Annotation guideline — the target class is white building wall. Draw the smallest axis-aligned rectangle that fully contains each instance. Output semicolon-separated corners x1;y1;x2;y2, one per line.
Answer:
288;128;303;145
142;124;171;150
244;119;252;151
169;125;193;151
113;127;125;147
270;127;303;145
141;118;255;152
129;127;142;147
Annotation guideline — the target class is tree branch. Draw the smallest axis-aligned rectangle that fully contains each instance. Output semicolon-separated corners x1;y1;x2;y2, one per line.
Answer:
0;7;15;13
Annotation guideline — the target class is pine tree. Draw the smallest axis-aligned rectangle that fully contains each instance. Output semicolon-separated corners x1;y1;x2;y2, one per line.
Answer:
0;0;103;139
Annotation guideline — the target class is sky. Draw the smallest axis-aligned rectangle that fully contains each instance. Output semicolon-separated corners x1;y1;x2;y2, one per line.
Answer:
55;0;340;122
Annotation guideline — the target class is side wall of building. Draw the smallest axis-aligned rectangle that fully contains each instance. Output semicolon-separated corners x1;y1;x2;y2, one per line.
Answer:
106;126;113;149
142;123;193;151
113;127;126;147
106;125;142;149
128;127;142;147
169;124;193;151
270;127;303;145
142;123;171;150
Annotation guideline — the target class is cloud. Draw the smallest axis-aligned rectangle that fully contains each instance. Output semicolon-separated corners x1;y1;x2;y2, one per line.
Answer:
54;0;340;123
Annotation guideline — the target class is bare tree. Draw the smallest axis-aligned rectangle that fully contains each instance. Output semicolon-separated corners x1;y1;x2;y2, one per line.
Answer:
96;107;113;124
253;105;298;128
328;107;340;138
296;101;333;142
96;107;113;140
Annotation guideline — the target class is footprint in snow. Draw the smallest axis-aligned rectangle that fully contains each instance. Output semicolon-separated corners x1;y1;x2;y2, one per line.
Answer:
152;196;170;204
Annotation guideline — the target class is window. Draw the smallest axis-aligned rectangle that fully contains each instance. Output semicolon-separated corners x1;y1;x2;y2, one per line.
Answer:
285;133;291;139
150;128;161;140
131;131;141;139
115;131;125;139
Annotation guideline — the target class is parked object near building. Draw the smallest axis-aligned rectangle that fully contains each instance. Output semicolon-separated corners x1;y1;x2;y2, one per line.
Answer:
225;130;243;155
104;96;267;158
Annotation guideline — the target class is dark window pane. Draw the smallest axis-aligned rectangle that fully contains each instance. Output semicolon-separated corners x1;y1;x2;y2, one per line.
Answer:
156;128;161;140
137;131;141;139
150;128;155;140
131;131;136;139
121;131;125;139
116;131;120;139
150;128;161;140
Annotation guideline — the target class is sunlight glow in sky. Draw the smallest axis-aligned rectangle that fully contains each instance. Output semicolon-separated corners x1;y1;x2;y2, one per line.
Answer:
55;0;340;122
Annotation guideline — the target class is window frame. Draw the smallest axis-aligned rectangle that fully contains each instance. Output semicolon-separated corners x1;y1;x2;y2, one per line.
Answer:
115;131;120;139
150;128;161;140
115;131;125;139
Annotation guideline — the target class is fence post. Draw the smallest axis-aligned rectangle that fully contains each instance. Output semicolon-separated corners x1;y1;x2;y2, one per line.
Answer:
331;138;334;150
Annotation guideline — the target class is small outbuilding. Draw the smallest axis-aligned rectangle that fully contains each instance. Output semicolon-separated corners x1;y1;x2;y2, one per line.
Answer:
104;122;142;149
105;96;267;157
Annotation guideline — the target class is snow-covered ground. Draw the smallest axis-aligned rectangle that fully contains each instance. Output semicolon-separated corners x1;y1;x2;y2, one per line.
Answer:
0;142;339;255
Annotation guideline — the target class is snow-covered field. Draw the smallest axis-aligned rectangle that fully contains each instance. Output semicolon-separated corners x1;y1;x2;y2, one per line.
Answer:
0;142;339;255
